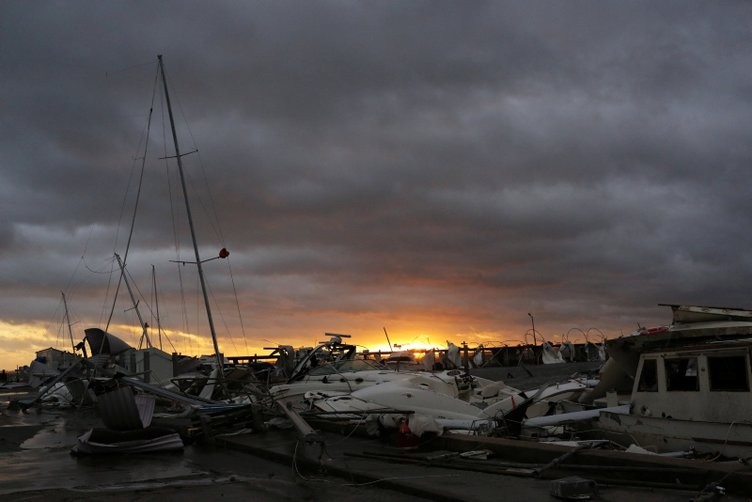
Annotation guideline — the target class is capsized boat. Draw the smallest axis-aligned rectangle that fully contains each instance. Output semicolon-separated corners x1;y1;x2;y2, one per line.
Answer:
269;334;591;416
286;359;594;440
309;374;590;425
71;380;185;455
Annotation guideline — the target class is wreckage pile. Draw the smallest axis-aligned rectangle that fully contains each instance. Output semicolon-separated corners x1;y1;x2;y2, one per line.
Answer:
6;305;752;497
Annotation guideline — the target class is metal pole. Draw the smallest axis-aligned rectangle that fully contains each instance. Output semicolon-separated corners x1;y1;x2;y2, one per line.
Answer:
158;55;224;378
528;312;537;363
528;313;537;345
61;291;76;353
115;253;151;349
152;265;163;351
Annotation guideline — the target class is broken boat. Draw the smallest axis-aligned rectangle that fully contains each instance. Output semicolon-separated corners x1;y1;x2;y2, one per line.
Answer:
267;335;595;438
575;304;752;459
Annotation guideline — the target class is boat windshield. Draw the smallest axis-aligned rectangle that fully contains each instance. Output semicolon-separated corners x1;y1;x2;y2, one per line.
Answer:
307;359;383;376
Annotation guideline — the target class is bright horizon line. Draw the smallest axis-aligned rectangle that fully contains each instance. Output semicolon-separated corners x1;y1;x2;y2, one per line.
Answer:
0;318;616;372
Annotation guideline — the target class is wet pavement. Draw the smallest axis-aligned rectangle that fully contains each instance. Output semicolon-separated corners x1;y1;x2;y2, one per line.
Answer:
0;396;422;501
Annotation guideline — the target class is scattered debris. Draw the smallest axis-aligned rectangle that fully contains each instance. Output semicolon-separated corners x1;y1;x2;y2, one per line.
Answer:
550;476;598;500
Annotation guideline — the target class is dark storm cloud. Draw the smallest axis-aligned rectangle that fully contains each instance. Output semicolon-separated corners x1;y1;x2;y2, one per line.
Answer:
2;0;752;366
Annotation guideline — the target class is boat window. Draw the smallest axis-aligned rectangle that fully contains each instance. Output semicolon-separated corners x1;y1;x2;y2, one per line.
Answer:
708;355;749;392
664;357;699;391
636;359;658;392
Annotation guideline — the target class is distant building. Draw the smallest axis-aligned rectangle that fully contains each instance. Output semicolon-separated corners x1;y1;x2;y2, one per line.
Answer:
35;347;80;369
28;347;81;387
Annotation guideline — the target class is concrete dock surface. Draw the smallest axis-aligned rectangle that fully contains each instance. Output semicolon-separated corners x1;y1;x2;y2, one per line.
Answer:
216;425;752;501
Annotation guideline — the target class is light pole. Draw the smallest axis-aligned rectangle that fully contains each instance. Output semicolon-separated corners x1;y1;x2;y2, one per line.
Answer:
528;312;537;347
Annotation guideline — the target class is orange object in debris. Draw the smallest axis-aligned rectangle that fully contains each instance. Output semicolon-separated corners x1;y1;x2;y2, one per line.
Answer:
396;418;419;449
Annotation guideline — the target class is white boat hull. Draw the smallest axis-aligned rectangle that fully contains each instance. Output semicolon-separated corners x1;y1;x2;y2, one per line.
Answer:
71;427;184;455
597;410;752;458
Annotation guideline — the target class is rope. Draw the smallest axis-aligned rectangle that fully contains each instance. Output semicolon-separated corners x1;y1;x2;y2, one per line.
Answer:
227;259;249;353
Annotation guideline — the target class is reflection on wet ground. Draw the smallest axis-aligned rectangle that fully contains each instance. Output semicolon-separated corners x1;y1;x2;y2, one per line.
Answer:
0;395;293;498
0;398;416;502
1;405;191;495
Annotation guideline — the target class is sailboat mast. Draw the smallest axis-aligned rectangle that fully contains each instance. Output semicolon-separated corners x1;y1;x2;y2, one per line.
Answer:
61;291;76;353
114;253;151;349
157;55;224;375
152;265;163;351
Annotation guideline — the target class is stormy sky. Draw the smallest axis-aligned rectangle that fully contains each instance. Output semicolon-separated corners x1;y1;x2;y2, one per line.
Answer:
2;1;751;369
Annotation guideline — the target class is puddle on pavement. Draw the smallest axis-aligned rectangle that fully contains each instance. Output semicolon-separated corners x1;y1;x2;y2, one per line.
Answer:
0;402;210;496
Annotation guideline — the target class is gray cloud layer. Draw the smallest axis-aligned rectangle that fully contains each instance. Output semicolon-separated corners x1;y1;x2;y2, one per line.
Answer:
2;1;751;364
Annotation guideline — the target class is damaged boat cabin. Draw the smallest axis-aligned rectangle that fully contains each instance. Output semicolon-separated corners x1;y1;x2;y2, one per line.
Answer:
596;304;752;458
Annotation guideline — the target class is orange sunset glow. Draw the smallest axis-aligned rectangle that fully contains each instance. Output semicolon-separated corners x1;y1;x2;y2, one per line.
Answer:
0;309;615;373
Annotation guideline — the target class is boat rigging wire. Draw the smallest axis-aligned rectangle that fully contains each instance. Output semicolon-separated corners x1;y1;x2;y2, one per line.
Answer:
161;62;249;354
105;64;160;333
